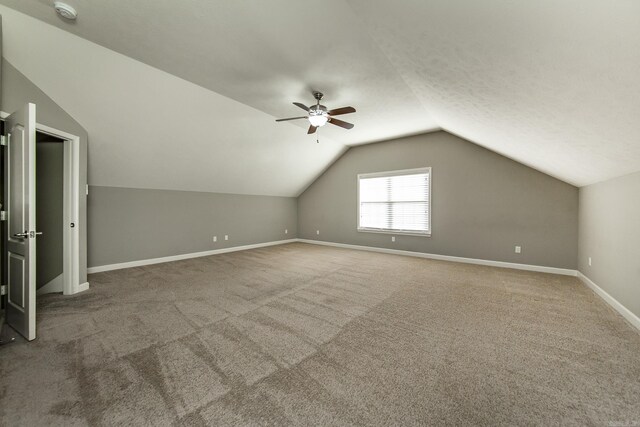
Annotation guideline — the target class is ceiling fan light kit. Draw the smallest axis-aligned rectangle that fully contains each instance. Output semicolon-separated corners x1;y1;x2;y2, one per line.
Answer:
308;111;329;127
276;91;356;139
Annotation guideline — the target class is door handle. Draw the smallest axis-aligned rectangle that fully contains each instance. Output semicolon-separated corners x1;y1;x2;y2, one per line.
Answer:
12;231;43;238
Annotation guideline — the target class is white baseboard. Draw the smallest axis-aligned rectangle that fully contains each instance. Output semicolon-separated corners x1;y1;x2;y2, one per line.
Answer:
62;281;90;295
578;272;640;331
296;239;578;276
76;282;90;293
87;239;298;274
87;237;576;278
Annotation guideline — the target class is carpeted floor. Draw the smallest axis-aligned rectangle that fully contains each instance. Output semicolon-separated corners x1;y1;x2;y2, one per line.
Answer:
1;242;639;425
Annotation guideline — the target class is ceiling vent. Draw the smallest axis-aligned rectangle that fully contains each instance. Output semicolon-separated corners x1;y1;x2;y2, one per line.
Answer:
54;2;77;20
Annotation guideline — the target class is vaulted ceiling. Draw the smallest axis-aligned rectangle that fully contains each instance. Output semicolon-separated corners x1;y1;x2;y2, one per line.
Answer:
1;0;639;195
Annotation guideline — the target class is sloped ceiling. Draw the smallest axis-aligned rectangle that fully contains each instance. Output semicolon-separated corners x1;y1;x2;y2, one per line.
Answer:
0;5;350;197
1;1;639;190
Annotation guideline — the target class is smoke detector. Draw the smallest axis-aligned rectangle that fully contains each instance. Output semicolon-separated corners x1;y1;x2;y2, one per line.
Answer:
54;2;77;20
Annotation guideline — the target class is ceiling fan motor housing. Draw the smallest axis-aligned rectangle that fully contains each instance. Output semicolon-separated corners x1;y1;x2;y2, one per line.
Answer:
310;105;327;113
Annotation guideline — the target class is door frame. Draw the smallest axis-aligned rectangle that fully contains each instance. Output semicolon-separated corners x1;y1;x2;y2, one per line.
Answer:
1;112;83;295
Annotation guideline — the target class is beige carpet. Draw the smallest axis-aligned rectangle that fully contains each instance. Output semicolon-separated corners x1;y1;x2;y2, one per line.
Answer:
1;242;639;425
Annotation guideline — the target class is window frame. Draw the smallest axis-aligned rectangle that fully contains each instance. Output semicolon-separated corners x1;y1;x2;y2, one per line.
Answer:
356;167;432;237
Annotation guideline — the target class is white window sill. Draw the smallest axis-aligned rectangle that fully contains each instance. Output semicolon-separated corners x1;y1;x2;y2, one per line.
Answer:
357;228;431;238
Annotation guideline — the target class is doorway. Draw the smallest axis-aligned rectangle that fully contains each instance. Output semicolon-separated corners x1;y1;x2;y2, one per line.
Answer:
30;123;82;297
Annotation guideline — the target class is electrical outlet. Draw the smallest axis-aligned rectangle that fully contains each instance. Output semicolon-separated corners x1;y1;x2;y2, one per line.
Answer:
391;236;395;242
285;229;288;234
515;246;521;254
213;236;217;242
588;257;592;266
224;235;229;241
316;230;320;235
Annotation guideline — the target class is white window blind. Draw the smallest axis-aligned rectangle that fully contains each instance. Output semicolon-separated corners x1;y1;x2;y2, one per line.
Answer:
358;168;431;235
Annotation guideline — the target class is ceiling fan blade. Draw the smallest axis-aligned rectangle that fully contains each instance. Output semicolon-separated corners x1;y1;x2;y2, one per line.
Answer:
328;106;356;116
328;117;354;130
307;125;318;134
293;102;310;112
275;116;307;122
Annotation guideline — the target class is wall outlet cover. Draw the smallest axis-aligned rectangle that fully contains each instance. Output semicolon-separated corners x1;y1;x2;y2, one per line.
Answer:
316;230;320;235
224;235;229;240
213;236;217;242
515;246;521;254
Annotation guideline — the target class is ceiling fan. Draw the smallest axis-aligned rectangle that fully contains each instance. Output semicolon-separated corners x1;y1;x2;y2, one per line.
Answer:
276;91;356;134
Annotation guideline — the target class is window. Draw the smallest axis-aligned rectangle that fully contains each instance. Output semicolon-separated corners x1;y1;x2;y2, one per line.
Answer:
357;167;431;236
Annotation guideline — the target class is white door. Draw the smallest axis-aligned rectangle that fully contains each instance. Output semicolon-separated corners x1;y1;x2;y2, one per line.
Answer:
4;103;37;341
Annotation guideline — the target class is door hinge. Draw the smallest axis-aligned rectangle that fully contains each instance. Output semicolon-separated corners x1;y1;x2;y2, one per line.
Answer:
0;211;6;221
0;285;6;296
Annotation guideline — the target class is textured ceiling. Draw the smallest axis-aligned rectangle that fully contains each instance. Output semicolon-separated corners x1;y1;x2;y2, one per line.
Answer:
348;0;640;186
1;1;639;189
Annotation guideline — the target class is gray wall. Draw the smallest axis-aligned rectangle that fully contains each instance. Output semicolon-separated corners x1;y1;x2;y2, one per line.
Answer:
1;58;89;284
88;186;297;267
298;131;579;269
36;141;64;288
578;171;640;319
